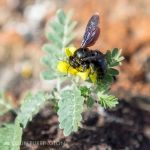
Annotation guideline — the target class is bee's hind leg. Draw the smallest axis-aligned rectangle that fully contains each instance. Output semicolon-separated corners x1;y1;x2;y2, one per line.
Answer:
89;63;96;74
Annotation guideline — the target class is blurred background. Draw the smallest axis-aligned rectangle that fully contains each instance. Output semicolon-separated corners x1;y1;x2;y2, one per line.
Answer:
0;0;150;149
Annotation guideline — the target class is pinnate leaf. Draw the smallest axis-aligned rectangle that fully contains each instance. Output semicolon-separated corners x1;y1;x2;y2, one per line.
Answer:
98;92;118;109
58;87;84;136
0;123;22;150
106;48;124;67
42;9;77;80
16;92;48;128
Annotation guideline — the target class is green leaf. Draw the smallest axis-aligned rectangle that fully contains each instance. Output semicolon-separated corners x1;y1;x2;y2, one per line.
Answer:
102;74;113;85
86;97;94;108
57;9;66;25
42;44;60;54
80;86;91;97
41;54;59;68
64;34;76;46
79;86;94;108
108;68;119;76
103;48;124;89
50;21;64;36
105;48;124;67
67;21;77;34
47;32;62;48
112;48;119;58
0;91;13;116
42;9;77;80
42;44;59;54
98;92;118;109
0;123;22;150
47;9;76;50
16;92;48;128
105;50;111;61
58;87;84;136
41;55;52;67
118;56;124;62
110;61;119;67
41;70;57;80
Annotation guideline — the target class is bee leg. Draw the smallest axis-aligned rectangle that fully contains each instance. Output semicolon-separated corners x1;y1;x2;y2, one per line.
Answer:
89;63;96;74
78;63;89;72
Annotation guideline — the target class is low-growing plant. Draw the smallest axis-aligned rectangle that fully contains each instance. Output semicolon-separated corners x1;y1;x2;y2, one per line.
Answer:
0;9;124;149
41;9;124;135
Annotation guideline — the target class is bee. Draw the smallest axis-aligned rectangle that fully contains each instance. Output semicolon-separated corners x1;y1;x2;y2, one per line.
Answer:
69;13;107;80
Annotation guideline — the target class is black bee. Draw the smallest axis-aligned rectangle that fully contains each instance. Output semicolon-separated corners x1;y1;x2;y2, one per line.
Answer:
69;13;107;80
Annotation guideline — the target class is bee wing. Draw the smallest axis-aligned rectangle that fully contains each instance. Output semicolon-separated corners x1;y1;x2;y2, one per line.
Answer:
81;13;100;48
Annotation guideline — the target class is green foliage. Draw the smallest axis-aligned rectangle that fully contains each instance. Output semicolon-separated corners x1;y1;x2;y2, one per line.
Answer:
0;91;13;116
80;86;94;108
86;96;95;108
58;87;84;136
0;123;22;150
94;48;124;109
41;9;77;80
0;92;23;150
41;9;124;136
80;86;91;97
105;48;124;80
16;91;48;128
0;9;124;143
0;91;48;150
98;91;118;109
106;48;124;67
54;49;123;135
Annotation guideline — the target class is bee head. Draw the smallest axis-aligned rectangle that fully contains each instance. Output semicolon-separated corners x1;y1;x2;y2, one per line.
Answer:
69;56;80;68
75;48;88;59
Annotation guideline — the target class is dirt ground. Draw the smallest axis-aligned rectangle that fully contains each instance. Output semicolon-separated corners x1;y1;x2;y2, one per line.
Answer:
0;0;150;150
20;100;150;150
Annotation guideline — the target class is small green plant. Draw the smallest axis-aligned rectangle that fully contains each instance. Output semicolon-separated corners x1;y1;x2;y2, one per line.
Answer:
0;92;48;150
41;9;124;136
0;9;124;150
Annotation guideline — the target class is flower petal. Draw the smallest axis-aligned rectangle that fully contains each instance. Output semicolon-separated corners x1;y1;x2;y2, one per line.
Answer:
57;61;78;75
68;67;78;75
77;69;90;80
65;47;76;57
57;61;70;73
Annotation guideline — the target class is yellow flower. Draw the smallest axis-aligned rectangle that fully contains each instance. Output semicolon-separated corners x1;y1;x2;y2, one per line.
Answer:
65;47;76;57
57;61;78;75
57;47;97;82
77;69;91;80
